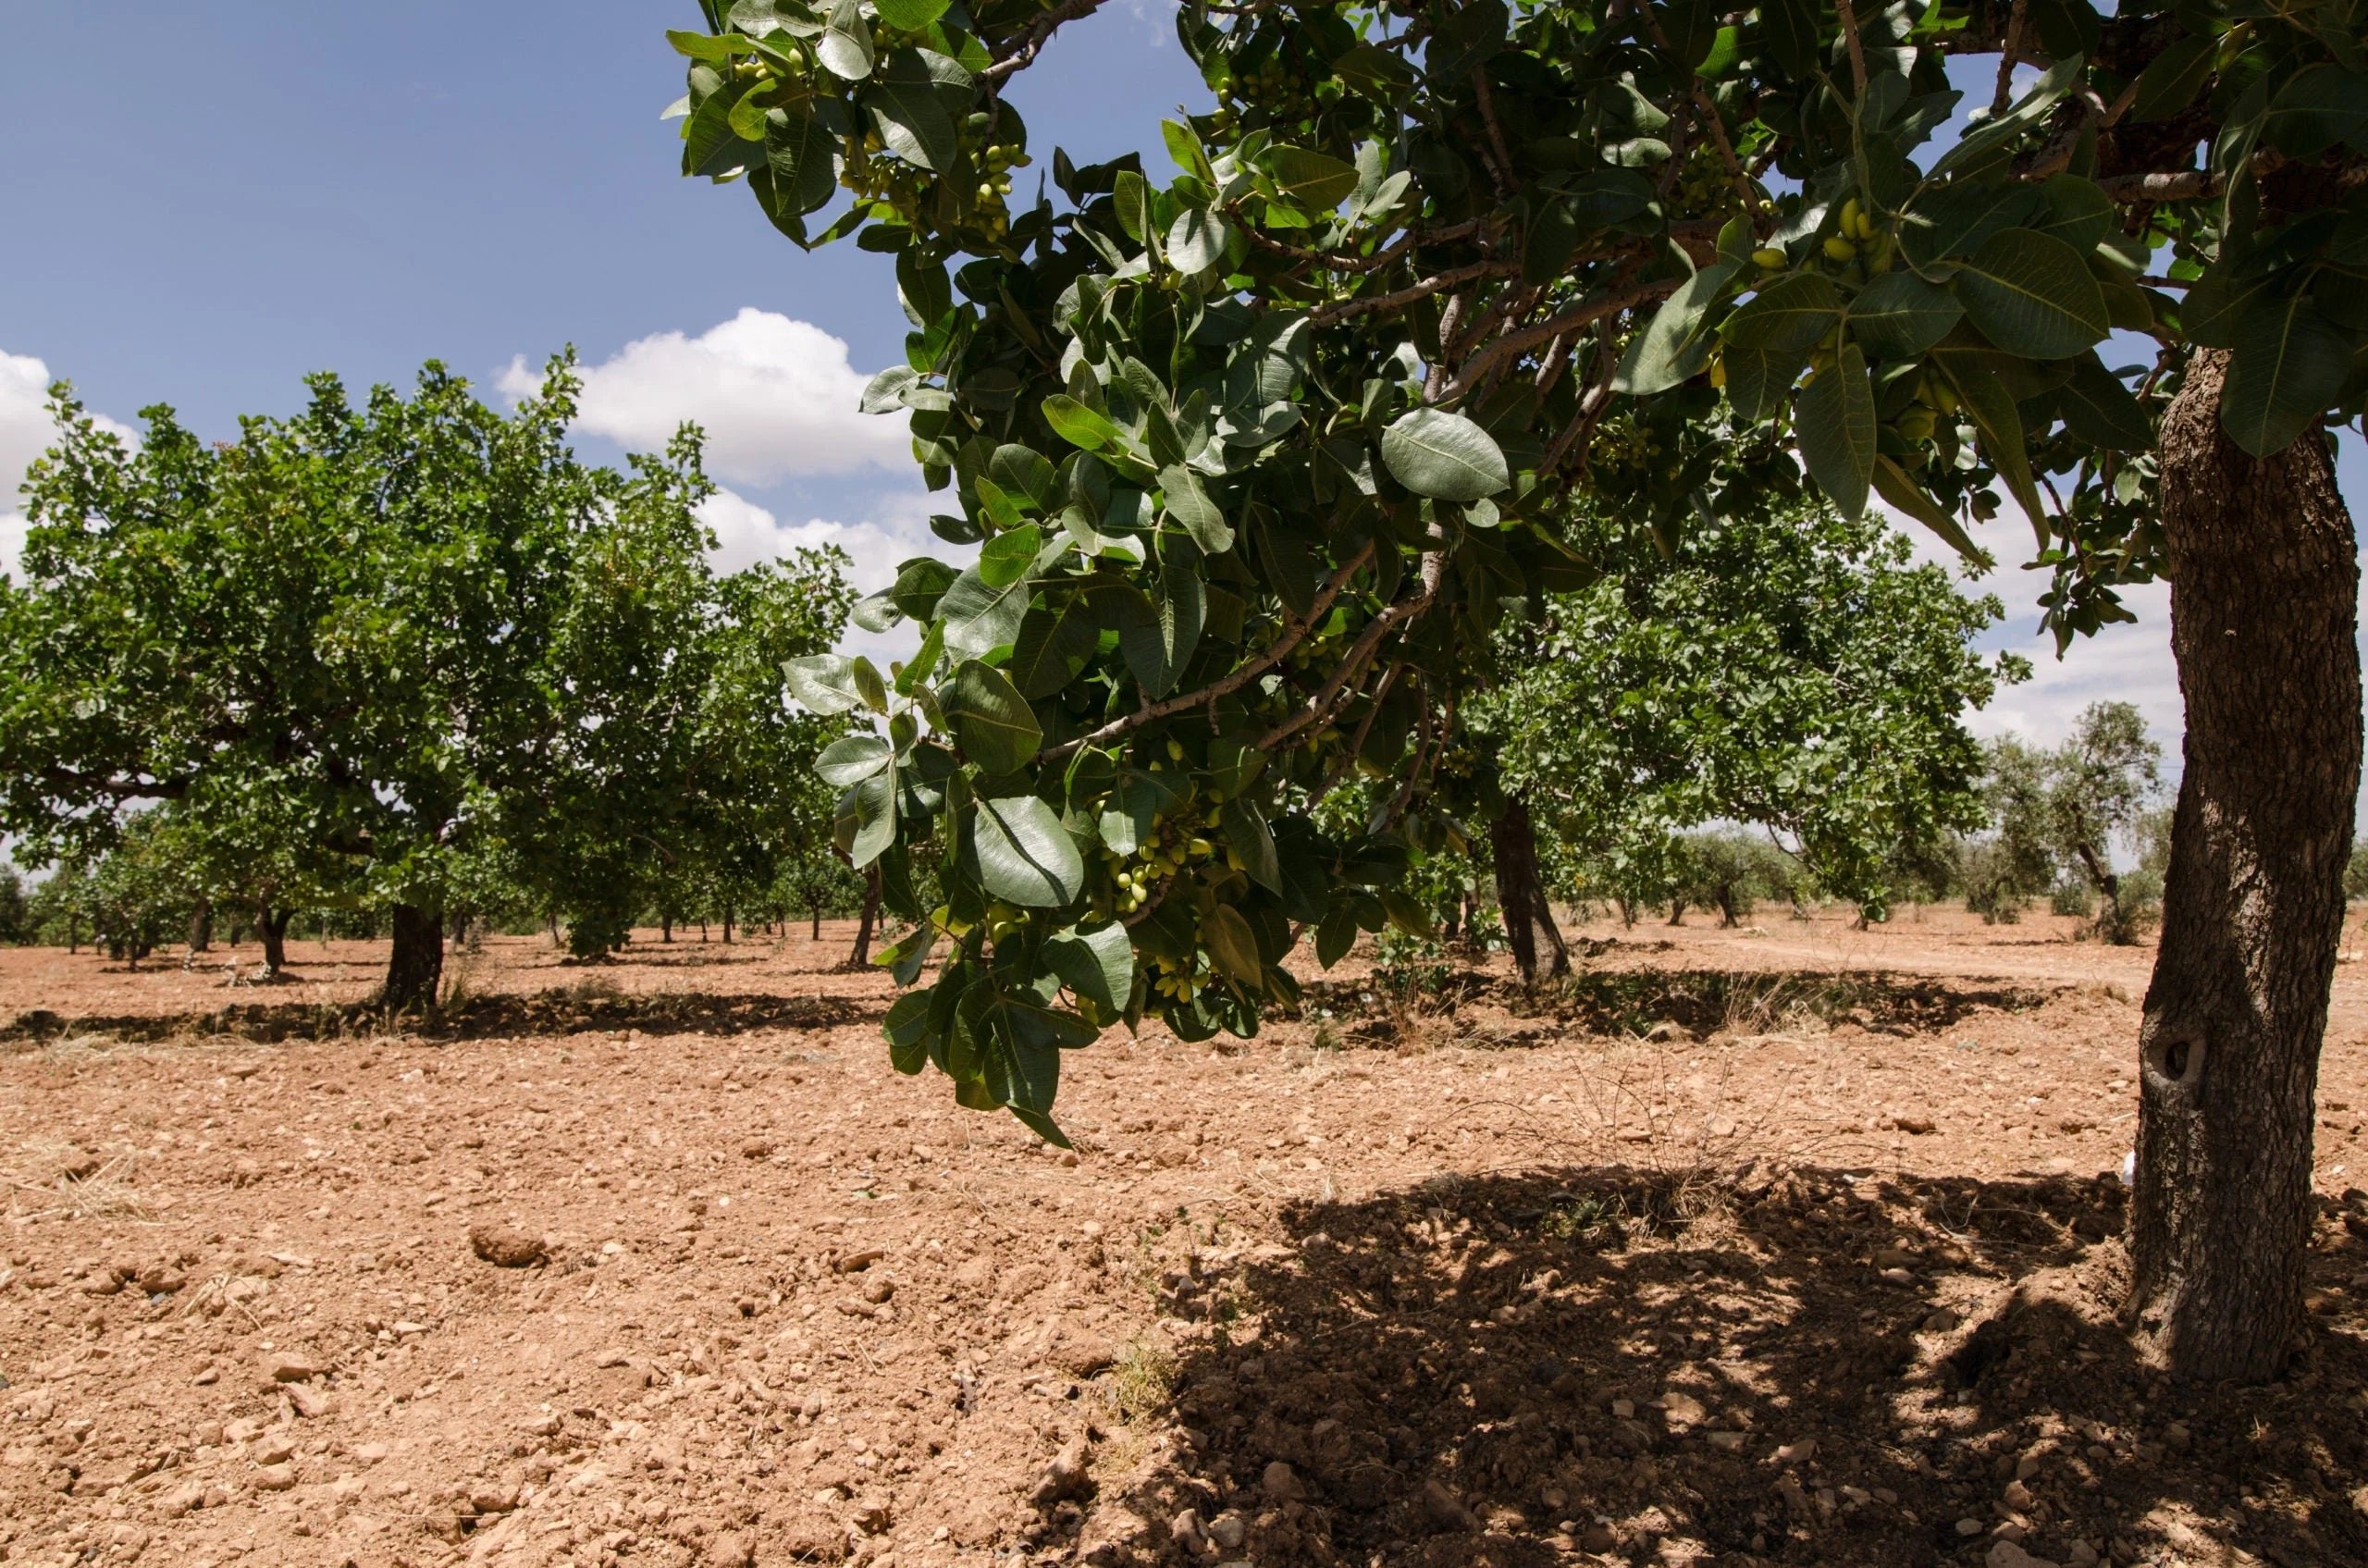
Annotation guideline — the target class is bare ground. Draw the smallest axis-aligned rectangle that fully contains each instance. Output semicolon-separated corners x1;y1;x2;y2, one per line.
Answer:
1;908;2365;1568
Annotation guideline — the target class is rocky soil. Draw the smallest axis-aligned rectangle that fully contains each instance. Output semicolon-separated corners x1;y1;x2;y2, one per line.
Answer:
0;910;2364;1568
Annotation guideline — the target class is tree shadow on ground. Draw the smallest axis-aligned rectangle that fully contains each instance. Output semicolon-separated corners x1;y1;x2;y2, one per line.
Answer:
1301;969;2059;1045
1092;1165;2368;1568
0;987;880;1046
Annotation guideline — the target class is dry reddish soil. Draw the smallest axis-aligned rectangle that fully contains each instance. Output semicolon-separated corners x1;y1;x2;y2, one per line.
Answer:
3;908;2367;1568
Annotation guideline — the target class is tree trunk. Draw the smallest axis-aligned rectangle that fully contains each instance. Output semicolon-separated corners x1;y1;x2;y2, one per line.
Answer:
1667;899;1687;926
847;869;882;969
722;901;734;945
383;902;445;1012
811;903;822;943
1492;794;1556;984
1531;886;1570;977
256;906;290;976
188;899;212;955
2132;352;2360;1382
660;913;673;943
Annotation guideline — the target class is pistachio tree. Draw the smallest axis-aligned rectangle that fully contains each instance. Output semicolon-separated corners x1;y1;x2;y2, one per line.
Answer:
667;0;2365;1376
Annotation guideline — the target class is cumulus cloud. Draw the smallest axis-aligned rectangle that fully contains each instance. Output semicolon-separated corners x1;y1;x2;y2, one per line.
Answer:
1;350;135;578
503;309;908;487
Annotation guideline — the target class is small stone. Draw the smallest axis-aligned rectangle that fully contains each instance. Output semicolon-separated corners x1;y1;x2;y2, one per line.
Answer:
1772;1439;1817;1467
1707;1430;1747;1451
2162;1422;2191;1452
1170;1508;1208;1555
1208;1511;1248;1550
353;1443;389;1464
265;1352;324;1384
471;1481;521;1514
1923;1308;1963;1332
468;1225;548;1269
851;1496;894;1535
1987;1542;2060;1568
833;1249;885;1274
1262;1461;1304;1501
252;1463;298;1492
1894;1116;1936;1135
253;1433;296;1466
1956;1516;1987;1537
286;1383;333;1419
1880;1266;1916;1286
2065;1541;2101;1566
741;1140;774;1160
1610;1398;1635;1419
1579;1522;1619;1553
1873;1246;1918;1268
1658;1390;1707;1429
157;1481;207;1518
1031;1434;1090;1509
861;1276;896;1305
2004;1479;2037;1510
707;1530;756;1567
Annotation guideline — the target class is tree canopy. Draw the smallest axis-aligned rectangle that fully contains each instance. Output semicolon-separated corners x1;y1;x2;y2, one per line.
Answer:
653;0;2364;1136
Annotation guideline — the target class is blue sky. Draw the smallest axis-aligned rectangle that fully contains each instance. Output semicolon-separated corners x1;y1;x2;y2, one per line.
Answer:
2;1;2360;764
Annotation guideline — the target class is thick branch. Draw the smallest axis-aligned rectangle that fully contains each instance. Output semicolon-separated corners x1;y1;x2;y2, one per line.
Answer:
1309;261;1519;327
1442;270;1674;401
982;0;1114;82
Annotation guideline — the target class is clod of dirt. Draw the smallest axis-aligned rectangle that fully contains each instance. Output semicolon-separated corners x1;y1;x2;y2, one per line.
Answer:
1421;1478;1482;1533
285;1384;332;1419
1987;1540;2060;1568
1261;1460;1303;1500
833;1248;884;1273
705;1532;755;1568
264;1352;322;1384
251;1463;297;1492
469;1225;549;1268
1031;1434;1091;1508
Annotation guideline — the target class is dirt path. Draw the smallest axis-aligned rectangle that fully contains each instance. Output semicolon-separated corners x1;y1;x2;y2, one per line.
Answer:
1;915;2363;1568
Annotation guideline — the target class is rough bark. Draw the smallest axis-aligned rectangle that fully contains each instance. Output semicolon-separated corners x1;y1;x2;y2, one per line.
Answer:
847;869;882;969
2133;351;2360;1382
1492;794;1569;982
383;902;445;1013
255;906;290;976
187;899;212;955
811;903;823;943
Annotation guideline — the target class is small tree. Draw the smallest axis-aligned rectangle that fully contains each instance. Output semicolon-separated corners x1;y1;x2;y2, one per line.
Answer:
1985;702;2164;944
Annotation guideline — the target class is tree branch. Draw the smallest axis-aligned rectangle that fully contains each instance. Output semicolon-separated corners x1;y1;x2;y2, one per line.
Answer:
1309;261;1519;328
1037;539;1376;763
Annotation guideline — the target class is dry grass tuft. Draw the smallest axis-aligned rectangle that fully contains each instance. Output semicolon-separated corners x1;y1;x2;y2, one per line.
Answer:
6;1139;151;1222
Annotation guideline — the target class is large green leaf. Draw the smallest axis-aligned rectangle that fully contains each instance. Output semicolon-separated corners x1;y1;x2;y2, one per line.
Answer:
762;106;840;216
1007;598;1098;698
1723;344;1809;423
1871;457;1987;562
1166;207;1230;275
1045;922;1134;1014
937;565;1030;656
1042;394;1126;451
1200;905;1265;985
2128;34;2215;124
1116;568;1205;699
971;794;1085;907
1929;54;2084;179
1615;261;1738;394
2221;291;2354;455
976;523;1042;588
1952;228;2109;360
1897;181;2047;277
867;52;960;172
2262;64;2368;159
835;772;897;867
816;734;892;787
1845;271;1962;357
1159;465;1233;552
1219;797;1282;894
783;653;861;713
1937;358;2047;526
1722;272;1841;353
816;0;874;80
873;0;950;29
1379;407;1511;500
943;659;1042;774
1267;144;1360;210
2054;354;2152;451
1794;345;1877;521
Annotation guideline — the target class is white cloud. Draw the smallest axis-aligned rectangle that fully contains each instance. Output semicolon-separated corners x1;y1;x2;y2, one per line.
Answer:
1;350;135;579
693;486;976;666
505;309;907;487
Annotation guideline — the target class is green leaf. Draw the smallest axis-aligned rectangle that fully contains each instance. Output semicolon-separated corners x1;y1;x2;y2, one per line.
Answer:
836;772;898;867
783;654;861;713
1162;118;1214;183
1314;903;1360;969
883;989;934;1073
761;106;841;217
667;29;736;61
1794;344;1876;521
1267;144;1360;210
1200;905;1265;985
1871;457;1987;562
1042;394;1125;451
1723;344;1809;423
1007;598;1098;699
1379;407;1511;501
851;656;889;714
943;660;1042;774
1117;568;1204;699
1046;922;1134;1014
873;0;950;29
1952;228;2109;360
971;794;1085;907
1218;797;1282;894
2221;290;2354;455
2128;33;2214;123
2262;64;2368;159
1166;207;1231;275
1159;465;1233;553
976;523;1042;588
1845;271;1962;357
817;0;874;80
1721;271;1841;353
1897;180;2047;277
1615;262;1738;394
937;565;1030;657
2055;354;2152;451
867;54;960;172
2032;174;2114;255
1938;357;2046;526
817;734;893;787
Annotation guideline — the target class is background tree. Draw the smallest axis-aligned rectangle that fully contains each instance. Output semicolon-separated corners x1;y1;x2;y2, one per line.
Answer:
1476;493;2015;972
1982;701;2165;943
666;0;2365;1376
